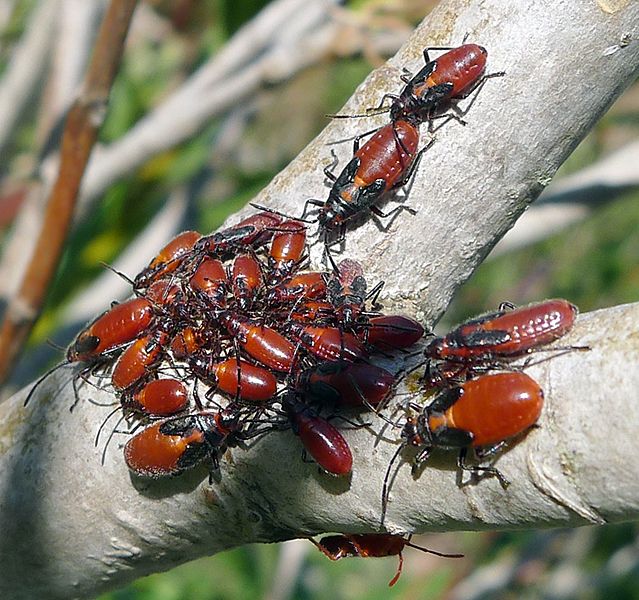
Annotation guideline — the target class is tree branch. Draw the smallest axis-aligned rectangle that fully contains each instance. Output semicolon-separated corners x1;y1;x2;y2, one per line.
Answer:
1;0;638;598
241;0;639;326
1;303;638;599
0;0;59;156
0;0;138;384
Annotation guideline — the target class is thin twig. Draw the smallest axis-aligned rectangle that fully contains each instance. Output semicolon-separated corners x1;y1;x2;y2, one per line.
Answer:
35;0;107;147
77;0;340;208
0;0;138;385
0;0;59;156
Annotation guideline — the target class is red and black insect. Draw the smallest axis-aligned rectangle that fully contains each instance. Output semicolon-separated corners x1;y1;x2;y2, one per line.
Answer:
193;211;284;258
123;410;246;478
311;533;463;586
267;271;328;304
111;329;169;392
324;259;382;328
361;314;425;350
219;312;297;373
267;220;307;284
296;361;395;409
189;256;229;309
286;323;368;363
127;378;189;416
145;279;182;308
251;120;423;270
286;300;335;323
67;297;155;363
382;371;544;518
314;119;420;230
170;325;217;361
231;253;263;311
332;44;503;127
282;392;353;476
388;44;504;124
134;230;202;290
24;297;157;407
189;357;278;404
423;299;579;383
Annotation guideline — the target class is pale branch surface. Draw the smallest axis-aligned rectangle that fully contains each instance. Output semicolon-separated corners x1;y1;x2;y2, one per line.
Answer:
0;0;638;598
1;304;638;600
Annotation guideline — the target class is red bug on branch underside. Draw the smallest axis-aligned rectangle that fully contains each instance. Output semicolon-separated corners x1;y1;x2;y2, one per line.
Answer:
311;533;463;586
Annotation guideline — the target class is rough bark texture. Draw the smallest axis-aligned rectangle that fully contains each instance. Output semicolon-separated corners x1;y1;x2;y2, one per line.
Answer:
1;0;638;598
2;304;639;600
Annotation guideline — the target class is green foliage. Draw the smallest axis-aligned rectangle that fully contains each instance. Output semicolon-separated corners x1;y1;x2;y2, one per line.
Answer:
219;0;272;36
449;183;639;327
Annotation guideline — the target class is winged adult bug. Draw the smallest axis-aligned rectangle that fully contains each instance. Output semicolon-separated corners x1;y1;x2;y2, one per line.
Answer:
423;299;580;384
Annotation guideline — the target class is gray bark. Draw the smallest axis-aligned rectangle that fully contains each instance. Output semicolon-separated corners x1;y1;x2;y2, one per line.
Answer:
1;0;638;598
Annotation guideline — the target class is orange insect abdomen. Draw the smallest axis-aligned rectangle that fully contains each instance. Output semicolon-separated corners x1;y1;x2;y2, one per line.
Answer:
426;44;487;97
111;332;167;390
354;121;419;189
444;372;544;447
124;422;203;477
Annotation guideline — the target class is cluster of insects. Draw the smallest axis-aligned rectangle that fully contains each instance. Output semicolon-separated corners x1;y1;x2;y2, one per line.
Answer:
30;210;425;479
258;42;506;269
309;297;579;584
26;43;585;586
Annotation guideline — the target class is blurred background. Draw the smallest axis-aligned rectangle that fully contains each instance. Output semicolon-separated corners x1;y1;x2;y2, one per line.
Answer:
0;0;637;598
